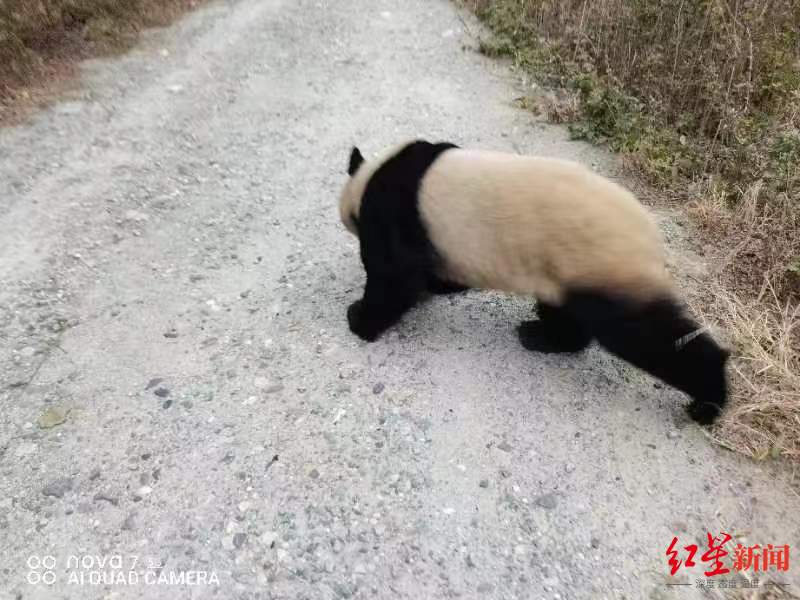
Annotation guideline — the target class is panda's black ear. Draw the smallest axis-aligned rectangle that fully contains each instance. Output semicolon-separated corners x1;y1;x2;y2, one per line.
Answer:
347;147;364;176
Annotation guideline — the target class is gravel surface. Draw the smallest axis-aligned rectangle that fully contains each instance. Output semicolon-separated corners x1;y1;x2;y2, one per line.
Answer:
1;1;798;599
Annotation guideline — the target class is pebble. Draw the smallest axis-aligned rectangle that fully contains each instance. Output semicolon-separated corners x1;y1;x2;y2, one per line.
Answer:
137;485;153;496
37;407;69;429
162;400;172;409
121;512;137;531
145;378;163;390
261;531;278;547
154;387;170;398
94;493;119;506
534;492;559;510
372;383;385;395
479;479;489;488
497;441;513;452
309;468;320;479
42;477;74;498
667;430;679;439
233;533;247;549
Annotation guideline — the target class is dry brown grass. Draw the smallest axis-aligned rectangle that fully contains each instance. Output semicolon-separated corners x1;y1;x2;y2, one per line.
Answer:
0;0;202;122
692;281;800;460
466;0;800;462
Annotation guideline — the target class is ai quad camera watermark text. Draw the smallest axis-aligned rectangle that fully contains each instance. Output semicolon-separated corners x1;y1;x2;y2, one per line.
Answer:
27;554;220;587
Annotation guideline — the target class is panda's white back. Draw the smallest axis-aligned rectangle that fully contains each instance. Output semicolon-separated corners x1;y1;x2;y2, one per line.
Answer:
419;149;672;304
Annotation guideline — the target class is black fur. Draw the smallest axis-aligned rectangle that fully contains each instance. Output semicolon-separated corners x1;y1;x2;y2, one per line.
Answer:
519;292;729;424
346;140;458;341
518;302;593;352
426;275;470;295
348;147;364;176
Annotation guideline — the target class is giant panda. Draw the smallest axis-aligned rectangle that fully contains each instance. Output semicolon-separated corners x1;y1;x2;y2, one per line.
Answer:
338;139;729;425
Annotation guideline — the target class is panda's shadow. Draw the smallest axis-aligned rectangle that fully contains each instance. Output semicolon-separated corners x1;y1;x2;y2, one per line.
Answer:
403;290;687;425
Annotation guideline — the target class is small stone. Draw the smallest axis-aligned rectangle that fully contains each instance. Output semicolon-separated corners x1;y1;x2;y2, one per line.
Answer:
497;441;513;452
121;512;137;531
42;478;74;498
254;377;270;389
372;383;385;395
162;400;172;409
154;387;170;398
89;468;101;481
670;521;688;533
590;537;601;549
37;407;69;429
93;493;119;506
233;533;247;549
442;507;455;515
145;378;163;390
466;554;476;568
479;479;489;488
309;469;320;479
265;384;284;394
137;485;153;497
163;330;178;338
534;492;558;510
667;431;679;439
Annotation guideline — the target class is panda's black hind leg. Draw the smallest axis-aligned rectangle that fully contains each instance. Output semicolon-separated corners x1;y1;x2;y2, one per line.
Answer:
518;302;593;353
564;291;729;425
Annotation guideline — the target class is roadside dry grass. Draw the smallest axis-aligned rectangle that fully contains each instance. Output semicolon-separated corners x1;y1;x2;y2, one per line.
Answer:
0;0;202;123
462;0;800;462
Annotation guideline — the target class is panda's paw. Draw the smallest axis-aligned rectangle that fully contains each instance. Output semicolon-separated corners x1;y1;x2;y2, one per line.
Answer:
686;400;721;426
347;300;379;342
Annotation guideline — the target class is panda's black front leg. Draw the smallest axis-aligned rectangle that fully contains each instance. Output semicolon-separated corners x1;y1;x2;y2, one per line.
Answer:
347;271;424;342
426;274;470;295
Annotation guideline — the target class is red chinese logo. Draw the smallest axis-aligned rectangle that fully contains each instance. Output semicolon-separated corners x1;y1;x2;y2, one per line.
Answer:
667;533;790;576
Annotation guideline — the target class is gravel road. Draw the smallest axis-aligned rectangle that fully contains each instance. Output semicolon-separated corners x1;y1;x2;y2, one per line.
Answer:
1;1;798;599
